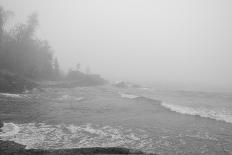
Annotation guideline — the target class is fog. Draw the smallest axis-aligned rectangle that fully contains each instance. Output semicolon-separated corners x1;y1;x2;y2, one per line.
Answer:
1;0;232;90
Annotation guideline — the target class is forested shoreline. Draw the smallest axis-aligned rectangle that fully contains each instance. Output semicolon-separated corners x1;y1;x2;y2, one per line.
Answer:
0;6;106;93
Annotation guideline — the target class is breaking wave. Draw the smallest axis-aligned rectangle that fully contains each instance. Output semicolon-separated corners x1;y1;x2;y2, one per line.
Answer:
0;93;26;98
118;92;232;124
0;123;20;137
57;95;84;101
161;102;232;124
119;93;139;99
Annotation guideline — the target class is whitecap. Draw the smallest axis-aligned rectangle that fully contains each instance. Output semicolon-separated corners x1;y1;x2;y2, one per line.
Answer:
76;97;84;101
0;93;23;98
119;92;139;99
0;123;20;137
161;102;232;124
57;95;84;101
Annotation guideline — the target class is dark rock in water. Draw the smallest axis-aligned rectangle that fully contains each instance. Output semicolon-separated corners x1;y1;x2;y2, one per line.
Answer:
0;140;155;155
0;140;26;154
0;120;3;128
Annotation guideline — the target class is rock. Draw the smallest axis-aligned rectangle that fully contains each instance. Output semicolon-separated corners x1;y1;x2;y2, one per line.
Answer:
0;70;37;93
0;140;26;154
0;120;3;128
0;140;156;155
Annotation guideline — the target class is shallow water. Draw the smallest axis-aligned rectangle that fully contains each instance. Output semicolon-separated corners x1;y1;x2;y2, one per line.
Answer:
0;86;232;155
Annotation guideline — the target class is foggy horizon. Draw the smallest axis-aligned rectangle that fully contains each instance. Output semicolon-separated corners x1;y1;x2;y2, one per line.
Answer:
1;0;232;91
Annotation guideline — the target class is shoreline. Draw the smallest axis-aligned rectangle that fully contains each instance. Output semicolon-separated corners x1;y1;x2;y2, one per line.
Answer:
0;140;154;155
0;70;107;94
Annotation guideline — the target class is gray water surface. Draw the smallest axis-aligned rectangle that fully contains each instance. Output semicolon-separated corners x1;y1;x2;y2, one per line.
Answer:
1;86;232;155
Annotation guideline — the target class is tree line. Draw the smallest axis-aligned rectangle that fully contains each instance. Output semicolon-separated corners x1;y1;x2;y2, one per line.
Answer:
0;6;106;87
0;6;60;80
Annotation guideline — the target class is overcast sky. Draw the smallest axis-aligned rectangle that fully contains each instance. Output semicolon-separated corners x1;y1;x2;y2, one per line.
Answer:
1;0;232;90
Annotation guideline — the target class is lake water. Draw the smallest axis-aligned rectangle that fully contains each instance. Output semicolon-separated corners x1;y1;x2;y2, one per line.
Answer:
0;85;232;155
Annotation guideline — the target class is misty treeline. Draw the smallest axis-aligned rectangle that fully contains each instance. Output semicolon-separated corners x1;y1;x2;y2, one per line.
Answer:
0;6;60;80
0;6;105;85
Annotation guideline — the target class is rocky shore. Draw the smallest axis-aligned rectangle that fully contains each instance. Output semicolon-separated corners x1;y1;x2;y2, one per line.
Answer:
0;140;154;155
0;70;37;93
0;120;3;128
0;70;107;94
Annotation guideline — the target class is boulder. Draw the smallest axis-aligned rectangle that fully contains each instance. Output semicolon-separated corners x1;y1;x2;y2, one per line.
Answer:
0;141;156;155
0;120;3;128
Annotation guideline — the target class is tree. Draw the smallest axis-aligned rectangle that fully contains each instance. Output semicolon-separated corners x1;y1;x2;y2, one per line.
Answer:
0;6;13;45
0;6;13;69
53;57;60;79
11;13;38;42
0;7;59;80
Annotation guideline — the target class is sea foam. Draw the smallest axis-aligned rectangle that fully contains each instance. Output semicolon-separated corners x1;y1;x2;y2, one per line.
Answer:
0;123;152;150
0;123;20;137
